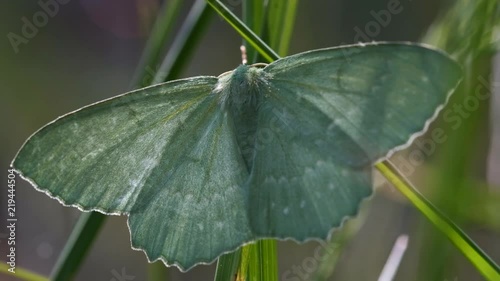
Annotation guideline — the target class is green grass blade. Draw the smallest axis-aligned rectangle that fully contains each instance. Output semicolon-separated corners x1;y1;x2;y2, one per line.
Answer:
132;0;184;88
154;0;214;83
238;245;252;280
214;248;242;281
1;263;49;281
239;240;278;281
206;0;279;62
247;243;260;281
375;161;500;280
242;0;266;63
257;240;278;281
213;241;278;281
267;0;298;56
50;212;106;281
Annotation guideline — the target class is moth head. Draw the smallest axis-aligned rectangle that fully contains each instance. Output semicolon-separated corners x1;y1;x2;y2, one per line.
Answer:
226;64;268;110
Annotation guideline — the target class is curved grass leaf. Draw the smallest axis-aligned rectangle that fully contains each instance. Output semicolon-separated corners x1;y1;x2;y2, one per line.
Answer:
267;0;298;57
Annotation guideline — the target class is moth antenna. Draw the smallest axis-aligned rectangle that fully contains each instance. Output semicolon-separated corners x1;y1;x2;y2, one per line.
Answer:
240;45;248;65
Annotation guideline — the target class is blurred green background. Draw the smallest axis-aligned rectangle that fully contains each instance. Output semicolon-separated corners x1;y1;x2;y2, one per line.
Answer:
1;0;499;280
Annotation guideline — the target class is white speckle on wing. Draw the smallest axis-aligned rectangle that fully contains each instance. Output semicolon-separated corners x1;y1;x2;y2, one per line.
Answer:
278;176;288;184
371;85;381;92
81;151;99;161
283;207;289;215
197;223;204;231
264;176;276;184
328;183;336;190
129;178;140;187
421;76;429;83
316;160;326;167
304;167;314;174
300;200;306;208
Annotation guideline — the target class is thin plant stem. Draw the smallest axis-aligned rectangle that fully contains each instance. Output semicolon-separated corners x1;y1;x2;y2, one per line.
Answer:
214;248;242;281
154;0;214;84
50;212;106;281
131;0;184;88
206;0;279;62
375;161;500;280
257;240;278;281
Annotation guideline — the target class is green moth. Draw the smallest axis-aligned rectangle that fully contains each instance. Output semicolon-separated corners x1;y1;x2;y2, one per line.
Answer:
12;43;461;271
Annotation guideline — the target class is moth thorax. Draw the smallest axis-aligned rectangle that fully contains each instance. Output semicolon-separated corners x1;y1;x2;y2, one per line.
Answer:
228;64;264;110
